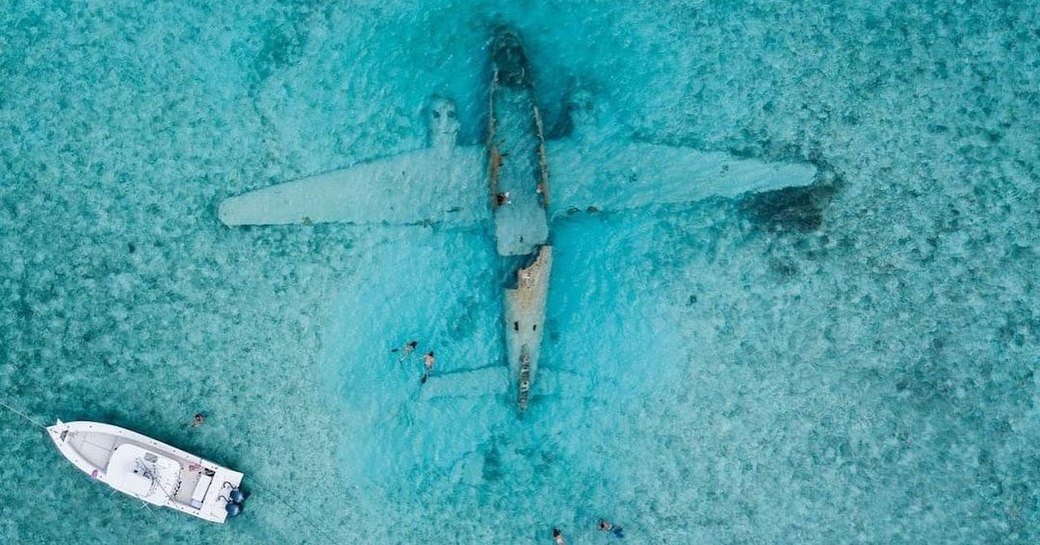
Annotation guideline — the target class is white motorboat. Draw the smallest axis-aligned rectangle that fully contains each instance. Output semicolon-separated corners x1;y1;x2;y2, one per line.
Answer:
47;420;246;523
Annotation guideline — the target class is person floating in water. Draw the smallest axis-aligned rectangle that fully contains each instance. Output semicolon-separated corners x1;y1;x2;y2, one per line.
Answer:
598;519;624;538
391;340;418;363
552;528;565;545
191;413;205;427
496;191;511;206
421;351;435;384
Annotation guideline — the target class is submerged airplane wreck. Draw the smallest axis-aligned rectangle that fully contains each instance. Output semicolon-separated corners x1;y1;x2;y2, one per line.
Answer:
219;27;819;413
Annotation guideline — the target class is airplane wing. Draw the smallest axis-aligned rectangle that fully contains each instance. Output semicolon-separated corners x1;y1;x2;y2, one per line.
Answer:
418;366;587;401
546;139;818;218
419;366;509;401
218;146;489;226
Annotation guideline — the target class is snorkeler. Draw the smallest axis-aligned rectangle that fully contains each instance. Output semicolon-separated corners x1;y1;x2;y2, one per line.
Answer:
392;340;418;363
598;519;624;538
420;351;435;384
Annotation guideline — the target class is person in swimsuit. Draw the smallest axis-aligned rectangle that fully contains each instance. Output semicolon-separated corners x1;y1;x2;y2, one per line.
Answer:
421;351;435;383
598;519;624;538
552;528;565;545
392;340;418;363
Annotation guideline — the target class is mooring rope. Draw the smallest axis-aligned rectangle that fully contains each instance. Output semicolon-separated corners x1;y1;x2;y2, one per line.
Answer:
246;475;341;545
0;398;48;430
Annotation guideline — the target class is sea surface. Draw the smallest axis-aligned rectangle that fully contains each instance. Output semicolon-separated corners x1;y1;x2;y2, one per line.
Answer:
2;1;1038;544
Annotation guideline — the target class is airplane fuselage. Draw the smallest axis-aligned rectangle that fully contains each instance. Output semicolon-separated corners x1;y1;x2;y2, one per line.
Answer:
487;29;553;412
487;29;551;257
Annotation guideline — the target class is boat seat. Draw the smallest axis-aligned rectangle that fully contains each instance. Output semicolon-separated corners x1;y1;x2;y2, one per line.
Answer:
190;473;214;509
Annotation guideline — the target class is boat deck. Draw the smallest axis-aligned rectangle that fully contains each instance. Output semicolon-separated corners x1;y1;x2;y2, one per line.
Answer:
48;421;243;523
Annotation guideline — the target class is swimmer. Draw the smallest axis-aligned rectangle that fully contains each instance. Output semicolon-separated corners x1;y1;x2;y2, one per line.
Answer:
392;340;418;362
598;519;624;538
552;528;565;545
421;351;435;384
496;191;511;206
191;413;205;427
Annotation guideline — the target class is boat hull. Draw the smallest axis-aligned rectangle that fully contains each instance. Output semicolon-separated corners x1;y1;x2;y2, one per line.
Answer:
47;420;244;524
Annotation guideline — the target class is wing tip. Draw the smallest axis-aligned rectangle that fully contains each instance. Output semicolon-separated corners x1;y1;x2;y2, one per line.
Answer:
216;197;241;227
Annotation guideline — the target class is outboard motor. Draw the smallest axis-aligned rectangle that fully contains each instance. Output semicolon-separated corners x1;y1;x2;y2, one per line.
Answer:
230;487;250;504
222;482;249;518
225;502;243;517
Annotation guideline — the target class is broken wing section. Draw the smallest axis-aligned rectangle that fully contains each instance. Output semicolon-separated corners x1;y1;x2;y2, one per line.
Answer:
218;147;488;227
546;140;818;218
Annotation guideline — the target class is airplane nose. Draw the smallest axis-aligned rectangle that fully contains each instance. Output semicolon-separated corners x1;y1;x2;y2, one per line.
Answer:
491;30;530;88
493;29;520;49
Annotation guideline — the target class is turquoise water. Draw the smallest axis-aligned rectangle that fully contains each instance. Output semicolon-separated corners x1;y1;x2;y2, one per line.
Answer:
2;1;1038;544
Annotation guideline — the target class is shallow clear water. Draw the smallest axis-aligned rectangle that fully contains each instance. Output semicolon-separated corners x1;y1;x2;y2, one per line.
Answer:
2;1;1038;544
